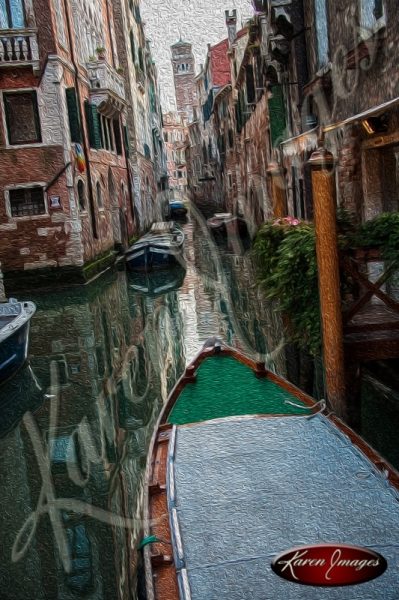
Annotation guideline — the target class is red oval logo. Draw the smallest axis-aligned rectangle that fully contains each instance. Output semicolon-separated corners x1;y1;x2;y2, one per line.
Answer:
271;544;387;586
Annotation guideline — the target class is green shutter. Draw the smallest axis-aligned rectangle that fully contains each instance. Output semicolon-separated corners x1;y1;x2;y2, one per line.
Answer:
84;101;102;149
123;125;130;157
66;88;82;143
268;85;286;147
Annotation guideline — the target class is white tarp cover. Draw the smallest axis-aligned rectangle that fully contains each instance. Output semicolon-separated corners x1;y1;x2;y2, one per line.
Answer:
171;415;399;599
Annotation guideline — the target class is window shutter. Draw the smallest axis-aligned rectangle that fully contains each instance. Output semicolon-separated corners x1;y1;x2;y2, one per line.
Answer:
123;125;130;157
268;85;286;147
66;88;82;143
85;101;102;149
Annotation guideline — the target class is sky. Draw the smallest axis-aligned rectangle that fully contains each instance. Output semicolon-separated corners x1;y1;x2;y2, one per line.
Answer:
141;0;253;111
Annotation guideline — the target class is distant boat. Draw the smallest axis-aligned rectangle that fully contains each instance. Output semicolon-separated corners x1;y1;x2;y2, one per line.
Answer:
0;299;36;385
207;212;248;237
128;264;186;297
169;199;188;220
142;338;399;600
125;222;185;272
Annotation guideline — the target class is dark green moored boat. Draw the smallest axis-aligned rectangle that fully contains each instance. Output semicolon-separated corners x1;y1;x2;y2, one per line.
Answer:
143;338;399;600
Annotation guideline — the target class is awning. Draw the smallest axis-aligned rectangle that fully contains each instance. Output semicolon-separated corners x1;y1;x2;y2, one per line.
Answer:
323;95;399;133
281;127;319;157
280;96;399;156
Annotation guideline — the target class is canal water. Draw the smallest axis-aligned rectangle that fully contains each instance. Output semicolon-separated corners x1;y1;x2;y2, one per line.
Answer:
0;208;397;599
0;211;294;600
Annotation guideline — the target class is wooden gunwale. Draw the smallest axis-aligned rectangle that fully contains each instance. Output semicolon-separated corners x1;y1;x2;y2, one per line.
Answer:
143;339;399;600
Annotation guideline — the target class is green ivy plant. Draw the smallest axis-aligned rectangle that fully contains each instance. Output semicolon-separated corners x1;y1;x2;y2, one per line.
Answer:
253;219;321;355
253;211;399;357
350;212;399;265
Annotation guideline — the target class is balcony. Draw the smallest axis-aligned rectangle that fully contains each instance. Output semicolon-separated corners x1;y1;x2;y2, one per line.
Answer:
0;29;39;71
87;60;126;104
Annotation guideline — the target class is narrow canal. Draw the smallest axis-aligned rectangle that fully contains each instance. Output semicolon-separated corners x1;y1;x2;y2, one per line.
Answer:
0;208;398;599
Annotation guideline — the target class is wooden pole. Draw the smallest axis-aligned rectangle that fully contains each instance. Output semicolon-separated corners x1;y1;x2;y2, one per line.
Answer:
267;163;286;218
308;148;347;418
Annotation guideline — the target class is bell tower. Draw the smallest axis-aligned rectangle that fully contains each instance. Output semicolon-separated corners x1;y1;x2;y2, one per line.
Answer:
171;40;198;121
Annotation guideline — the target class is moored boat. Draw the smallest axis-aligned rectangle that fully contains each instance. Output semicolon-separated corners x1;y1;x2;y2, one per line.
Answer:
169;199;188;220
0;299;36;385
142;338;399;600
125;222;185;272
207;213;248;237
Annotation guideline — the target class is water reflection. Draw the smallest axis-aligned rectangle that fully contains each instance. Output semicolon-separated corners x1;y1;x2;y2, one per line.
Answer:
0;215;300;599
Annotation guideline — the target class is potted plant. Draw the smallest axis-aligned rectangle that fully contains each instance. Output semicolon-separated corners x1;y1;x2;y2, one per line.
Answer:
96;47;106;60
116;66;124;75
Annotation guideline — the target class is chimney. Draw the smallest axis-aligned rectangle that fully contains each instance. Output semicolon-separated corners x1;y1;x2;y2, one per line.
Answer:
225;9;237;46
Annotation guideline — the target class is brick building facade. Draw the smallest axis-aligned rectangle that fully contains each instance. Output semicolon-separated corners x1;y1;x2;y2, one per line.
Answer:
0;0;132;288
0;0;167;290
163;111;188;195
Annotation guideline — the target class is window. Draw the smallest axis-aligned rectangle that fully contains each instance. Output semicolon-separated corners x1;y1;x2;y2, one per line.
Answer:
9;186;46;217
130;31;136;64
113;119;122;155
164;132;168;142
315;0;329;69
245;65;256;104
228;128;234;148
96;182;103;209
77;180;86;211
177;170;183;179
359;0;384;33
4;91;41;145
0;0;25;29
138;47;144;72
102;115;111;150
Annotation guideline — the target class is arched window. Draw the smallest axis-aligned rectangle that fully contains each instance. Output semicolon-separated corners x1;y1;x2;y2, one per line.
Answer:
77;180;86;211
96;181;103;208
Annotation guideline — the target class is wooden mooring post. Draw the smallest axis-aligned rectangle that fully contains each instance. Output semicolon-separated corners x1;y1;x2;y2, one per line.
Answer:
308;147;347;418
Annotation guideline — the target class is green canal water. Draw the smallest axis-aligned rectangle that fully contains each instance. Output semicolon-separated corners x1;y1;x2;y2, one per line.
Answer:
0;212;398;599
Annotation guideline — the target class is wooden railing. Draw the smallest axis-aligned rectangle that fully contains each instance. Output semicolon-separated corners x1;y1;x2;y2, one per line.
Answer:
341;248;399;334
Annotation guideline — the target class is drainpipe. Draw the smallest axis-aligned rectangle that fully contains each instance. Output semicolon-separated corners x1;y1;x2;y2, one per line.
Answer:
63;0;98;239
105;0;116;68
